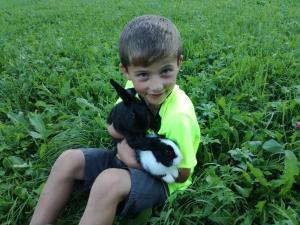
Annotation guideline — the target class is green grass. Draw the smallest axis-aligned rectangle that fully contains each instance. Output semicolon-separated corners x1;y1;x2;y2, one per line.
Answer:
0;0;299;224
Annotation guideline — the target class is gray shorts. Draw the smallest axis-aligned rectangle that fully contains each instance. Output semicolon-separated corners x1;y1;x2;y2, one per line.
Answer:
74;148;169;217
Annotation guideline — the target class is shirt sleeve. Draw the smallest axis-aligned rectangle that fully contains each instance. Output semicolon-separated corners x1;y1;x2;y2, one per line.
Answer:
163;113;198;169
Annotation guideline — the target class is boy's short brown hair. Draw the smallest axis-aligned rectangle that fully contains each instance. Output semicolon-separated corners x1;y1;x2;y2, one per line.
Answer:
119;15;182;68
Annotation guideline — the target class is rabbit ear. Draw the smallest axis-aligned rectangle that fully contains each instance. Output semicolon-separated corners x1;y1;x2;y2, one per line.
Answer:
110;79;132;105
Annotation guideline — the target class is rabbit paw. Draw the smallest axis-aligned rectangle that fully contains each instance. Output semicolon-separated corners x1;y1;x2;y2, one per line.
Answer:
162;174;175;183
170;167;179;178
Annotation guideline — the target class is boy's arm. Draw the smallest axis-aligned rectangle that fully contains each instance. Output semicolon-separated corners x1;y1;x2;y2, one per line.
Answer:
175;168;190;183
107;124;124;140
107;124;142;168
117;139;142;169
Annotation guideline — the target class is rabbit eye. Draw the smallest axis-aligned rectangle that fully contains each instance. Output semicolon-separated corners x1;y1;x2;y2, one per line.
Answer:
166;150;173;156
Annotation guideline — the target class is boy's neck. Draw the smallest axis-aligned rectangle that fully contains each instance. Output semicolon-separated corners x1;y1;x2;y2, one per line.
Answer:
138;94;160;115
147;103;160;116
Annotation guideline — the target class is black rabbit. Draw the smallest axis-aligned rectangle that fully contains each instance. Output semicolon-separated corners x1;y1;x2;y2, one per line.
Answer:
107;79;182;183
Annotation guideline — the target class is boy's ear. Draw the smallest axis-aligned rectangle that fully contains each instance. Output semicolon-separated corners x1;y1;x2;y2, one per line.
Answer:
178;55;183;67
119;63;131;80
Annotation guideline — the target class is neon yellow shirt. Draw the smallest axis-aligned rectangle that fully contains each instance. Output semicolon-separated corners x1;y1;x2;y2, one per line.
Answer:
124;81;201;194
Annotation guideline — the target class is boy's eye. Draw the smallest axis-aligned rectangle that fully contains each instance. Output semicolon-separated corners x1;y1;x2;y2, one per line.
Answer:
136;73;149;80
161;68;173;77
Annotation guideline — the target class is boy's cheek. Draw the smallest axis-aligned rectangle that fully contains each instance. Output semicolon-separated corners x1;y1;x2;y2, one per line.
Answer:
131;83;147;95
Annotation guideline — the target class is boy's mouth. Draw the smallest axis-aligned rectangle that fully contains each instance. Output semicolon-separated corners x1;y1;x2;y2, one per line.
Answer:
149;93;164;99
150;93;163;96
149;91;165;97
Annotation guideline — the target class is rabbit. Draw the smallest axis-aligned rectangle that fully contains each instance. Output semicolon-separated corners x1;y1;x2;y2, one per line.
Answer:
126;135;182;183
107;79;182;183
107;80;151;138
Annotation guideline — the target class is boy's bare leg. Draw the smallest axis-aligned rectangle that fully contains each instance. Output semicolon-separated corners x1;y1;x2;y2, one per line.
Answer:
30;150;85;225
79;168;131;225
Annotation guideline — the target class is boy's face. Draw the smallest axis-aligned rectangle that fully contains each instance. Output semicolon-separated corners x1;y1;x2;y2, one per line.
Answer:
121;56;183;108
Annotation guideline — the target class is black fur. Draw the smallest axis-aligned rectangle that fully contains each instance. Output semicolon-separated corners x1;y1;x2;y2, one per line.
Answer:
107;79;179;166
107;79;151;137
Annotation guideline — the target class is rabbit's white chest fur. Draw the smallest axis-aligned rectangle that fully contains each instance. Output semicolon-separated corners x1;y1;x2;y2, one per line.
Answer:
137;139;182;183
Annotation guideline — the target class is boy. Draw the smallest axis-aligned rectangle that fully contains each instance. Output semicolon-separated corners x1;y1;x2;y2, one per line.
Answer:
30;15;200;225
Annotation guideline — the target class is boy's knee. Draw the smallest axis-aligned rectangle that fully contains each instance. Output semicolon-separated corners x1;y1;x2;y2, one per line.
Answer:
52;149;85;179
91;168;131;201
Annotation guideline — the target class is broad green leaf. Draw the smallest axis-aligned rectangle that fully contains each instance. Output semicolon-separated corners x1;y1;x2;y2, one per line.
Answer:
238;213;255;225
28;113;48;139
269;203;299;225
76;98;99;112
217;96;226;110
279;150;299;195
28;113;46;134
283;150;299;177
2;156;25;169
208;211;231;225
247;163;268;187
242;172;252;184
61;80;71;96
14;187;29;200
205;173;222;185
262;139;284;153
6;111;26;125
0;144;10;152
255;200;266;213
233;183;251;197
231;127;240;145
232;115;247;126
35;100;48;108
244;141;262;149
29;131;43;139
38;143;47;159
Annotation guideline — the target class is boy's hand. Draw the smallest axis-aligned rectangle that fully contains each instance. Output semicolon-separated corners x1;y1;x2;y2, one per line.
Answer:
174;168;190;183
107;124;124;139
117;139;142;169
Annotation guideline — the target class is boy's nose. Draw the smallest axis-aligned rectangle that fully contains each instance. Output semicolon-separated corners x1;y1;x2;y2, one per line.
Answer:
150;76;163;92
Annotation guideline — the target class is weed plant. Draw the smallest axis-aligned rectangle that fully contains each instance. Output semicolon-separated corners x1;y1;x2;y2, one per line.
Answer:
0;0;299;224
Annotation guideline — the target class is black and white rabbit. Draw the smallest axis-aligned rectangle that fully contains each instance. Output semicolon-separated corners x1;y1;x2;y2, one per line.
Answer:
126;134;182;183
107;79;182;183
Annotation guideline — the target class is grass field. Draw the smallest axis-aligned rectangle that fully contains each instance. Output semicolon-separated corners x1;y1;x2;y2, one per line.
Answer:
0;0;299;224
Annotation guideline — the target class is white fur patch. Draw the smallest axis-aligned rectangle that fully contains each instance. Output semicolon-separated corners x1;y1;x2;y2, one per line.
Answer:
137;139;182;183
